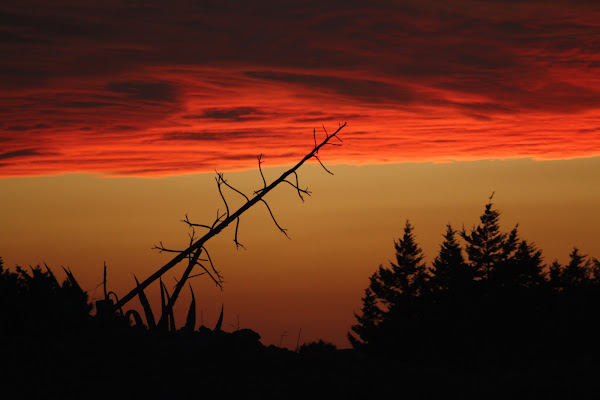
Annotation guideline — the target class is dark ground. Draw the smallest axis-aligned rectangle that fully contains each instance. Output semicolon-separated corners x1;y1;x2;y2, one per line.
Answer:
2;329;600;400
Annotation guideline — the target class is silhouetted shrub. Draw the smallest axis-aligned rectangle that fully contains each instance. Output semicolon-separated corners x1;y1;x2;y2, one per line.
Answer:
299;339;337;356
0;260;91;336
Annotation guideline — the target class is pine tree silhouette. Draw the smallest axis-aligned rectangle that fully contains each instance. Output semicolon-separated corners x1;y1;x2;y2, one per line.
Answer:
460;198;519;283
430;224;471;294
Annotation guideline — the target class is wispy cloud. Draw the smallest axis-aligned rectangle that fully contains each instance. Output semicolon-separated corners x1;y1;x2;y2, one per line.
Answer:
1;0;599;176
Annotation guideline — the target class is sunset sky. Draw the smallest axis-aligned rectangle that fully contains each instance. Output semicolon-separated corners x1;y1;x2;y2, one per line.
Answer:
1;1;599;348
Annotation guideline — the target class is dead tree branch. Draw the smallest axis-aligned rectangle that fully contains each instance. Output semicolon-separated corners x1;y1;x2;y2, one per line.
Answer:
114;122;347;313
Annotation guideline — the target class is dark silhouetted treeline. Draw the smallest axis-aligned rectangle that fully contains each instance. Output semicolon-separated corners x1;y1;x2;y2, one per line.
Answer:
349;197;600;366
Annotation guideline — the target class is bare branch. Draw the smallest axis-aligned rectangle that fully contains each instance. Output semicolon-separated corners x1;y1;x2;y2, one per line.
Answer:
193;262;221;287
260;199;289;238
188;226;197;245
216;173;230;218
211;209;226;229
234;217;246;249
313;154;334;175
115;122;347;310
201;246;223;285
322;124;328;138
313;128;317;150
281;172;311;202
182;213;212;230
219;174;250;201
258;154;267;189
152;241;183;253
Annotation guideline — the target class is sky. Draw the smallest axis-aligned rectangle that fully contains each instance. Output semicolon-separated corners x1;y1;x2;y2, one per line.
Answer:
1;1;600;348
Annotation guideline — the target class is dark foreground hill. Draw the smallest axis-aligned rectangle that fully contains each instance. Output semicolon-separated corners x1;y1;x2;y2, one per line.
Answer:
2;327;600;400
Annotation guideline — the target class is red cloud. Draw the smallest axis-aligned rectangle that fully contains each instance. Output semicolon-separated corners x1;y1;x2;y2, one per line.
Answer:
1;1;599;176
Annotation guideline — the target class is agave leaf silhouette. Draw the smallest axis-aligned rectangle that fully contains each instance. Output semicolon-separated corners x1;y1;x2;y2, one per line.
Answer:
107;291;125;316
184;284;196;332
134;275;156;329
62;266;82;291
44;263;60;287
158;279;176;332
214;304;224;332
126;309;145;327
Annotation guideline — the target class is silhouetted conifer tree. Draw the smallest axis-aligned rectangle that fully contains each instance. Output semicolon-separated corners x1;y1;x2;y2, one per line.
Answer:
460;197;519;284
349;198;600;365
430;224;471;294
548;260;563;291
349;221;428;351
369;220;427;303
348;287;382;349
562;247;591;290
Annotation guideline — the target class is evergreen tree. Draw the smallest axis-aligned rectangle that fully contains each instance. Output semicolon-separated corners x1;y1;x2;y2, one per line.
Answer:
497;240;546;290
590;258;600;285
561;247;591;290
430;224;471;294
515;240;545;287
548;260;563;291
369;220;427;304
349;220;427;350
460;197;519;284
348;287;382;349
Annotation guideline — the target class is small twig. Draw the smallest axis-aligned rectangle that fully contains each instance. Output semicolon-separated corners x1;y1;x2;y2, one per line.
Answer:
201;246;223;286
182;213;212;230
216;173;230;218
260;199;289;238
211;209;226;229
219;175;250;201
152;241;184;253
258;154;267;189
313;154;334;175
234;217;246;249
281;172;311;202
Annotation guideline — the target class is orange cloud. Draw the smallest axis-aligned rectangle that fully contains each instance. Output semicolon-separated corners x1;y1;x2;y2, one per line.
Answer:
1;1;600;176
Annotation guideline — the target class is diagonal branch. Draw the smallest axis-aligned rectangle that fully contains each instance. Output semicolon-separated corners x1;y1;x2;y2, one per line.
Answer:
114;122;347;310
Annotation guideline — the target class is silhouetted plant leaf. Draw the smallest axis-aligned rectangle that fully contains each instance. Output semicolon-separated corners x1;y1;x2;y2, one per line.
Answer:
158;279;176;332
184;284;196;332
108;291;125;316
214;304;224;332
62;266;82;292
134;275;156;329
44;263;60;287
126;309;145;328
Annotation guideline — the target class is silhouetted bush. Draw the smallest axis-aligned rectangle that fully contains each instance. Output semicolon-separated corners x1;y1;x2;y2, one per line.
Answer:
0;259;92;336
299;339;337;356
